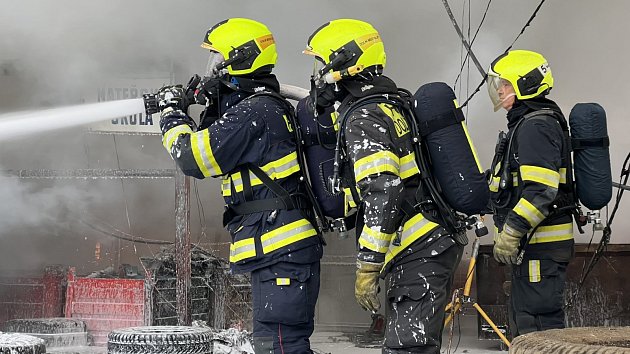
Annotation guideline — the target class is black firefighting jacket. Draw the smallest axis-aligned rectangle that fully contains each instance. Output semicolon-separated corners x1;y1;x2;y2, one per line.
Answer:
338;76;454;269
490;98;574;260
159;75;321;273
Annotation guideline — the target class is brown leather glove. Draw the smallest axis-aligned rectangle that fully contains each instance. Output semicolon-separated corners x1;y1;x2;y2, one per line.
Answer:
355;260;383;312
493;225;524;264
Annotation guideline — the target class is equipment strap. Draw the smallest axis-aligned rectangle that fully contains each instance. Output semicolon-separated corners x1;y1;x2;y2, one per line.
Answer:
241;166;254;202
571;137;610;150
417;108;465;137
247;163;294;209
228;195;304;215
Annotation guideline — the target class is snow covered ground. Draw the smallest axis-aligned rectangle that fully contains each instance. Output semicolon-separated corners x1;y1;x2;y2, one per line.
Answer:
43;313;508;354
311;313;508;354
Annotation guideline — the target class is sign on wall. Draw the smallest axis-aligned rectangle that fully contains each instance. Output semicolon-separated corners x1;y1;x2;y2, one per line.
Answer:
89;76;172;134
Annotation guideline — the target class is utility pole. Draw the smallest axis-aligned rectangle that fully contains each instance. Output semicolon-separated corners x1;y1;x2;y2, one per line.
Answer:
175;168;191;325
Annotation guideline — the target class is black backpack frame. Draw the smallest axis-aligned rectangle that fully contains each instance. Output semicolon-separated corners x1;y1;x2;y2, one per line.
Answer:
329;88;475;240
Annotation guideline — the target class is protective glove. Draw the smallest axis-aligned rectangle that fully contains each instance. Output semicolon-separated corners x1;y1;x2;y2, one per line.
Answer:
355;259;383;312
157;85;185;113
493;225;524;264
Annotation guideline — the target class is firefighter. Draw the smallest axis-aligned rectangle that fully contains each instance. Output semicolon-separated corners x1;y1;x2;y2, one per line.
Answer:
157;18;322;354
487;50;574;335
303;19;463;353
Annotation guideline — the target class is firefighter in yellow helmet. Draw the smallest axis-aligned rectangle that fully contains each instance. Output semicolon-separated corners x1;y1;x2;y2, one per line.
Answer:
157;18;323;353
304;19;463;353
487;50;574;335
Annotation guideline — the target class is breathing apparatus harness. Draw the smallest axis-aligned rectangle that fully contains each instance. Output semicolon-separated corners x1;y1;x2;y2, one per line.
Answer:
490;108;585;264
327;88;481;245
219;89;330;235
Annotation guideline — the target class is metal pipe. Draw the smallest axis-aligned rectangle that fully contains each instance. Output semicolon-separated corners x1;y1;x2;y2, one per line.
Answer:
279;84;309;101
1;169;175;179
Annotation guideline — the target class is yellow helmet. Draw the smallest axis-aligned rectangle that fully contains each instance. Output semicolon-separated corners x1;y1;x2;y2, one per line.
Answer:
303;19;386;80
201;18;277;76
487;50;553;107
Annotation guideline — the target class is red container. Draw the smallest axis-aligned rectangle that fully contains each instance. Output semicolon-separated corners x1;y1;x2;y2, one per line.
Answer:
64;267;144;346
0;266;65;329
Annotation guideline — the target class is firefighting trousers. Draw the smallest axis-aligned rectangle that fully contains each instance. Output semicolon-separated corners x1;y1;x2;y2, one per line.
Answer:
382;242;463;354
251;261;320;354
510;259;568;336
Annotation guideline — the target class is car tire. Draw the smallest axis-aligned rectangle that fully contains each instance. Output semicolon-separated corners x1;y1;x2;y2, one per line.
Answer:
510;327;630;354
0;332;46;354
107;326;212;354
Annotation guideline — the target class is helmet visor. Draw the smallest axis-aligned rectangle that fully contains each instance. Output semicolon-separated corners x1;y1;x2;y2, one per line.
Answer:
487;75;515;112
311;57;328;87
205;51;227;79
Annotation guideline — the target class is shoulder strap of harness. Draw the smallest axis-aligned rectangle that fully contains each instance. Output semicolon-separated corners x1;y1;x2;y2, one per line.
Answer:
224;90;329;233
333;89;469;242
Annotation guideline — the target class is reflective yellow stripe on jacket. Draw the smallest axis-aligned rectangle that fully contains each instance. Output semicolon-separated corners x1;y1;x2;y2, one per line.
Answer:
529;260;541;282
520;165;560;188
513;197;545;227
494;222;573;245
261;219;317;254
358;225;394;253
559;168;567;184
354;150;399;182
384;213;440;266
528;223;573;244
191;129;223;177
399;153;420;179
163;125;193;151
230;237;256;263
221;152;300;196
343;187;360;215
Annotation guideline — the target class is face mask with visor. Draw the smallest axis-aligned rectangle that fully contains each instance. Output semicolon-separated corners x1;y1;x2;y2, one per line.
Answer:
205;51;228;79
487;74;516;112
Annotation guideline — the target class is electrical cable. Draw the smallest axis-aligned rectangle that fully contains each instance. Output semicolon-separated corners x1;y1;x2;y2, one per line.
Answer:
456;0;548;108
505;0;548;52
454;0;493;88
79;217;173;245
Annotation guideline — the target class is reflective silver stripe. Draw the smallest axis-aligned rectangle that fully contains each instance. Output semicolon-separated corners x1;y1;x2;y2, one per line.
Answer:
559;168;567;184
261;219;317;254
399;153;419;179
229;238;256;263
512;172;519;187
529;260;541;282
513;198;545;226
400;214;438;243
353;151;400;181
192;129;222;177
529;223;574;244
224;152;300;195
162;125;192;151
384;213;439;266
520;165;560;188
489;176;500;192
358;225;393;253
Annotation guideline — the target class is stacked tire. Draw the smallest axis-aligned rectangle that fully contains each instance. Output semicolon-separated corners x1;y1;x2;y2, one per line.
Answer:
510;327;630;354
107;326;212;354
0;332;46;354
3;318;87;348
